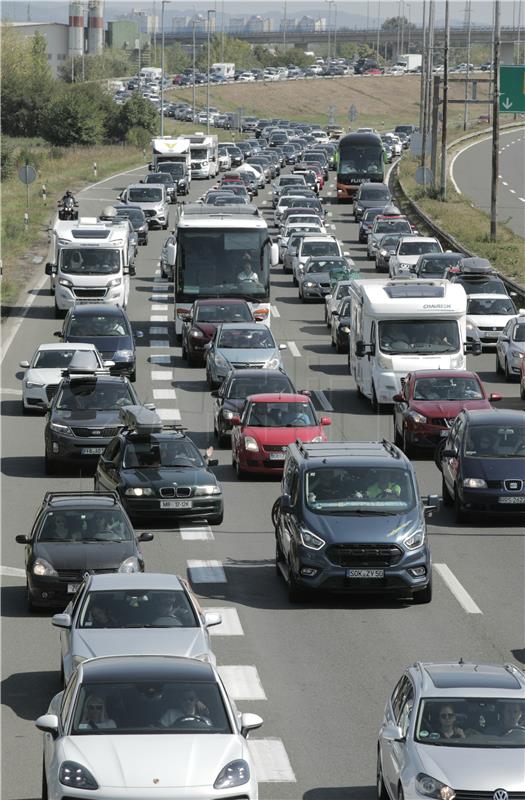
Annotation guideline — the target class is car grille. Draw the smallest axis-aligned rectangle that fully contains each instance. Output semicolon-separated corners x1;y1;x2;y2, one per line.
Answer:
479;326;503;332
73;288;107;299
327;543;403;568
231;362;265;369
45;384;59;401
429;417;456;427
56;568;115;582
264;444;287;452
159;486;192;498
143;209;156;218
454;793;525;800
71;426;119;437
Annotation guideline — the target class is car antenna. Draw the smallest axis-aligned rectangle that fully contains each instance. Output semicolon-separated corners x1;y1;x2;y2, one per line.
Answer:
458;657;465;666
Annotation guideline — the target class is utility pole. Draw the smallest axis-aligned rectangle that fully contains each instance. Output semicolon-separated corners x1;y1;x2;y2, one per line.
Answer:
206;9;215;135
221;0;225;61
283;0;286;54
421;0;433;179
400;0;404;54
463;0;472;130
333;3;337;58
418;0;427;133
490;0;500;242
397;0;401;57
192;18;196;123
160;0;170;137
326;1;331;63
430;74;440;190
376;0;381;61
440;0;450;200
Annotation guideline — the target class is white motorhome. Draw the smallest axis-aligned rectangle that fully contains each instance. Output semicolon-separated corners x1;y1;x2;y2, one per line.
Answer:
45;218;133;318
348;279;474;406
150;136;192;180
140;66;163;83
211;62;235;79
179;133;219;179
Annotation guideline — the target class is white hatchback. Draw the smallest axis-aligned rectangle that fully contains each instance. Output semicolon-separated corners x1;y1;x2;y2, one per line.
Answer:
467;293;518;348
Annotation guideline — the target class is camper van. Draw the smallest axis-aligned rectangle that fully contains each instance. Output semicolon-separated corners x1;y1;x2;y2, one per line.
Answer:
178;133;219;179
150;136;192;192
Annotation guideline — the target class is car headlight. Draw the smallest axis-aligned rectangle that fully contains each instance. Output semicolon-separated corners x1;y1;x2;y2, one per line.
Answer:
118;556;140;573
243;435;259;452
404;529;425;549
510;349;523;358
380;249;388;256
215;353;228;368
25;380;45;388
50;421;72;434
356;204;363;211
415;773;455;800
463;477;487;489
310;435;324;443
265;357;280;369
190;328;204;338
125;487;155;496
222;409;234;420
202;160;208;166
58;278;73;288
406;410;427;424
376;353;393;370
59;761;98;790
113;349;133;360
194;485;221;495
107;278;122;288
299;526;325;550
304;281;317;288
214;759;250;789
33;558;58;577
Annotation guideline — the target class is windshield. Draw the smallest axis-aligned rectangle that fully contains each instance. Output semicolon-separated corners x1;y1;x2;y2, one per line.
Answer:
158;163;184;176
38;509;132;542
115;209;144;225
415;698;525;748
33;349;97;369
418;258;450;275
246;401;316;427
464;424;525;458
69;315;127;337
71;681;231;734
177;228;269;301
414;377;483;401
361;187;390;200
467;298;515;315
227;374;292;399
376;220;411;233
191;148;208;159
379;320;460;354
381;235;403;249
339;144;384;175
218;327;275;349
305;466;415;513
78;589;198;629
122;437;204;468
61;249;120;275
513;323;525;342
302;241;340;257
459;277;507;294
399;241;441;255
56;381;134;411
147;174;171;185
363;209;384;222
128;187;162;202
196;302;252;323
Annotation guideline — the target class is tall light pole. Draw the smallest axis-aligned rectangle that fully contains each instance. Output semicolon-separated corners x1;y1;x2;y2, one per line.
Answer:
283;0;287;54
326;1;331;63
206;9;215;134
406;3;410;52
440;0;450;200
192;17;197;123
376;0;381;61
160;0;170;136
463;0;472;130
490;0;500;242
333;2;337;59
220;0;225;61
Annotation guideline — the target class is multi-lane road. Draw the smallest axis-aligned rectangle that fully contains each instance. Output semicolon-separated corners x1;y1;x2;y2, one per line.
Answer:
1;158;524;800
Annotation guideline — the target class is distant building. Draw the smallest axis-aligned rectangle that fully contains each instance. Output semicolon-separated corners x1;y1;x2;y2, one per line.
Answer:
188;13;214;32
172;16;190;32
129;10;158;34
8;21;68;76
297;15;326;32
228;16;246;32
107;19;139;50
245;15;265;33
279;17;297;31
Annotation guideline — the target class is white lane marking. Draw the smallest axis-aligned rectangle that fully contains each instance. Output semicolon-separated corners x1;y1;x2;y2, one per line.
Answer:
188;559;227;583
207;607;244;636
152;285;166;292
1;388;22;396
157;407;181;421
502;181;509;186
271;304;280;318
313;389;333;412
150;294;169;301
519;197;525;202
287;341;301;357
151;370;173;381
248;739;297;782
150;315;168;322
150;327;168;335
149;354;171;364
330;224;336;230
155;269;161;275
509;188;516;194
0;566;25;577
150;340;169;348
152;304;168;311
153;388;176;400
0;274;47;365
179;525;214;541
218;665;267;700
450;127;525;194
434;563;483;614
327;211;333;217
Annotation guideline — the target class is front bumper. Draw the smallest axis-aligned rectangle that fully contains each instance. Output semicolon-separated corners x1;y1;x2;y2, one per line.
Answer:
45;774;256;800
55;284;125;311
337;185;358;201
301;284;331;299
123;495;223;520
459;486;525;514
187;338;210;362
238;449;287;474
46;430;117;466
404;425;450;449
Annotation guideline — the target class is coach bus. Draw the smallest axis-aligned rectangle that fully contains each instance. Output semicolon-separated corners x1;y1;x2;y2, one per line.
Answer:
336;132;386;202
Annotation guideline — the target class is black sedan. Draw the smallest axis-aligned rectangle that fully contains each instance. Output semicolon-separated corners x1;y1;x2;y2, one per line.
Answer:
113;205;149;246
16;491;152;610
212;368;297;445
414;252;464;278
181;299;259;366
375;233;405;273
330;296;352;353
56;304;142;381
143;172;177;203
358;207;387;243
156;162;190;195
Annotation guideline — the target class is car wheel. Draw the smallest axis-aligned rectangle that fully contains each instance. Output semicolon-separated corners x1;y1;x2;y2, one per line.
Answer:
235;457;246;480
376;750;389;800
454;487;468;523
208;513;224;526
129;369;136;383
60;658;65;686
22;403;31;415
54;300;65;319
402;429;414;459
181;338;187;360
44;452;58;475
217;426;229;448
521;381;525;400
42;760;48;800
287;558;307;603
336;337;344;354
495;353;503;374
292;274;298;286
504;359;514;382
413;577;432;604
371;385;381;412
331;331;336;348
394;420;403;448
442;474;453;506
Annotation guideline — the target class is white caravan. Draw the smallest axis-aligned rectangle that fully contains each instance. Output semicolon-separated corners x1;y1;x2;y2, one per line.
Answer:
178;133;219;179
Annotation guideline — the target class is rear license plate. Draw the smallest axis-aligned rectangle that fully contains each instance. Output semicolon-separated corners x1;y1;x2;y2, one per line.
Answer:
498;496;525;504
346;569;384;579
269;452;285;460
81;447;104;455
67;583;80;594
160;500;192;509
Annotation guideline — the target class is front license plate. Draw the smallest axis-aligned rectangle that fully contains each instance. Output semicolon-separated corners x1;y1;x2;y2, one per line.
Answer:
160;500;192;509
269;452;285;460
346;569;384;579
81;447;104;455
498;496;525;504
67;583;80;594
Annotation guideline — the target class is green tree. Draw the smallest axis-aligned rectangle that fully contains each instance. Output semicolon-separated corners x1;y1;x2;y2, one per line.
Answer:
41;86;105;146
1;27;54;137
382;16;416;31
59;49;134;83
107;91;158;142
165;42;192;73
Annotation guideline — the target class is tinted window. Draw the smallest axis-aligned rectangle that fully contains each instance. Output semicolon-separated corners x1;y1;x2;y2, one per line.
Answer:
302;241;340;257
379;320;460;355
399;241;441;255
464;424;525;458
246;401;316;427
413;377;483;401
38;509;132;542
305;467;416;513
217;327;275;349
415;698;525;747
467;298;515;315
122;437;203;468
128;188;163;202
33;349;97;369
56;381;134;411
68;314;128;337
196;303;252;323
513;323;525;342
78;589;198;628
227;374;293;399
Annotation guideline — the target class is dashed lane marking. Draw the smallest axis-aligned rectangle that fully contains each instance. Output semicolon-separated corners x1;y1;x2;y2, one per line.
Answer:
150;327;168;335
152;285;166;292
150;295;169;301
218;665;267;700
287;341;301;357
435;563;483;614
179;525;214;541
187;559;227;583
153;388;177;401
1;388;22;396
312;389;334;412
519;197;525;202
149;355;172;365
155;269;160;275
271;305;280;318
502;181;509;186
151;304;169;311
248;739;297;782
0;566;25;577
150;340;170;348
157;407;181;421
150;315;168;322
509;189;517;194
207;607;244;636
151;370;173;381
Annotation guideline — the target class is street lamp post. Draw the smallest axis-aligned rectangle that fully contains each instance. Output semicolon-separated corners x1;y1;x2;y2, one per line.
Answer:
206;9;215;135
192;18;197;123
326;1;331;63
333;3;337;59
160;0;170;137
376;0;382;61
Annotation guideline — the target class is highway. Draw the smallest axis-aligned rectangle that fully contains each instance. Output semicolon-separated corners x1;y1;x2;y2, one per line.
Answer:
452;126;525;238
1;160;524;799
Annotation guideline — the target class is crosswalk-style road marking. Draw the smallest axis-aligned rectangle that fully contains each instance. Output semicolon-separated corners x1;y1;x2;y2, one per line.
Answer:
179;525;214;541
218;665;267;700
149;354;172;365
248;739;297;782
153;388;176;401
206;607;244;636
157;407;181;421
150;315;168;322
187;559;227;583
150;340;170;348
150;327;168;335
271;305;280;318
151;304;169;311
151;370;173;381
287;341;301;357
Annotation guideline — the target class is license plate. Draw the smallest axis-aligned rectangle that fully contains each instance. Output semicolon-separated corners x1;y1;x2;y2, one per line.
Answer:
440;430;449;437
498;496;525;504
346;569;384;579
269;451;285;460
67;583;80;594
160;500;192;509
81;447;104;455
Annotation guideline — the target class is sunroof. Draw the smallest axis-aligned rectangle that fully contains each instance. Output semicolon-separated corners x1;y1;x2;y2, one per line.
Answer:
426;664;520;690
385;284;445;299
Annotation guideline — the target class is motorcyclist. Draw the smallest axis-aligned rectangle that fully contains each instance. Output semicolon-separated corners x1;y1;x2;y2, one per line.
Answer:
58;190;78;220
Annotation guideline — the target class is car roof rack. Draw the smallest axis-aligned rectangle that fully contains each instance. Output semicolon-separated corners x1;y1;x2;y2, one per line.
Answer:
43;490;120;504
119;405;188;435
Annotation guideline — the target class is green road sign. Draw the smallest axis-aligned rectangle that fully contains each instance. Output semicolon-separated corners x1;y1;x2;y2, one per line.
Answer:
499;65;525;113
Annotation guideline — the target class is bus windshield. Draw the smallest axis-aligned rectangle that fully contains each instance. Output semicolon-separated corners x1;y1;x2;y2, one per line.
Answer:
177;228;270;301
338;144;384;176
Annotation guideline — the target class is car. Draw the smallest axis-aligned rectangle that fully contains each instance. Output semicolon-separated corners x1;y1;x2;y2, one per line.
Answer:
389;237;443;278
324;279;353;327
437;408;525;521
205;322;287;389
392;370;501;456
282;230;321;273
330;295;352;353
211;368;298;446
292;236;345;286
292;166;320;193
275;440;436;603
95;406;223;525
271;174;307;206
358;207;389;243
53;572;222;684
278;209;323;233
449;258;510;295
180;299;260;366
413;251;464;278
37;654;263;800
231;394;331;477
353;182;391;221
521;352;525;399
367;217;414;260
20;343;107;414
278;197;325;225
55;303;142;380
113;205;149;245
374;233;406;273
16;491;152;611
299;256;356;302
217;145;232;171
160;231;176;280
377;660;525;800
156;161;190;195
119;182;169;229
466;293;517;347
496;311;525;381
143;172;177;203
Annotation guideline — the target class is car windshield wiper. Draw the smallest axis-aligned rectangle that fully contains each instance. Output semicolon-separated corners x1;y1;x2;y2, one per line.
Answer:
316;508;397;515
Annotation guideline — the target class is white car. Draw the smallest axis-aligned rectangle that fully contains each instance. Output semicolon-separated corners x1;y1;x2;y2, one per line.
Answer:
388;236;443;278
467;293;518;348
20;343;106;414
38;655;263;800
496;312;525;380
324;280;353;327
238;163;265;189
292;236;345;285
237;72;255;82
278;222;326;261
217;148;232;171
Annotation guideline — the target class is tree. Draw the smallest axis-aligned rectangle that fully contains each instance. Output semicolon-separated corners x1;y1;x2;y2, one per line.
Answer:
41;86;105;146
165;42;192;73
382;16;416;31
59;49;134;83
1;27;54;137
106;91;158;143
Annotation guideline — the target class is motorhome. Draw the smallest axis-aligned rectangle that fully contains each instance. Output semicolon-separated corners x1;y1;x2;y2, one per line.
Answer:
150;136;192;189
140;66;162;83
211;62;235;80
178;133;219;179
348;279;476;406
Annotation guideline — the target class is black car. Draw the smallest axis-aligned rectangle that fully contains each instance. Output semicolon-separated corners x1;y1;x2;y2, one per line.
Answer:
375;233;404;273
212;368;297;445
181;298;257;366
156;161;190;195
56;304;142;380
143;172;177;203
359;207;387;243
113;205;149;246
331;296;352;353
95;406;223;525
437;408;525;522
413;252;464;278
223;145;244;167
449;259;509;295
16;491;152;610
354;182;391;221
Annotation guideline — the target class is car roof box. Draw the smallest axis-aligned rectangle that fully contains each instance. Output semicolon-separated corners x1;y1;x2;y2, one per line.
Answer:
459;256;494;274
62;349;102;376
120;405;163;434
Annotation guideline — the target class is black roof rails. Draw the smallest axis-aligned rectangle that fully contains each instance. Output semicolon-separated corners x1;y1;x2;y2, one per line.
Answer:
43;491;120;504
381;439;401;459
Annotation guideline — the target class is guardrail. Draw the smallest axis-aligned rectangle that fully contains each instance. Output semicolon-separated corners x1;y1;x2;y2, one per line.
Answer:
389;123;525;308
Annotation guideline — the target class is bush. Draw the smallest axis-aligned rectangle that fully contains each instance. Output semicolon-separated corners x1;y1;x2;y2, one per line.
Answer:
125;126;151;149
16;146;43;172
0;141;16;181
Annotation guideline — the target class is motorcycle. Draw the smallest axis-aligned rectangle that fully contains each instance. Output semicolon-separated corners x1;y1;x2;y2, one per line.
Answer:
57;196;79;221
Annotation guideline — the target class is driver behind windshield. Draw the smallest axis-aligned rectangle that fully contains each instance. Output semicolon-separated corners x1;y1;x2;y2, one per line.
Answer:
160;687;212;728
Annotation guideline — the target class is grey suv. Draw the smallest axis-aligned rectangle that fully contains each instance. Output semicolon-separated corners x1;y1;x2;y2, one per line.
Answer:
275;440;436;603
377;660;525;799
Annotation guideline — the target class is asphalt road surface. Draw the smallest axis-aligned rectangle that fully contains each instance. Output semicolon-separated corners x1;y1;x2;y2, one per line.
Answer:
2;159;525;800
452;126;525;238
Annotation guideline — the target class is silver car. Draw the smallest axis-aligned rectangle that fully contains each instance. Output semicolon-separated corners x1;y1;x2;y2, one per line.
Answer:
53;573;221;684
496;312;525;380
119;183;169;230
205;322;286;388
377;660;525;799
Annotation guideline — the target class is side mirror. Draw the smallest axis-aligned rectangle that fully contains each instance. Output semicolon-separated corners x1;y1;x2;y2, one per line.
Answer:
499;335;509;342
355;340;367;358
467;341;482;356
240;712;263;737
123;267;130;275
134;330;144;339
144;403;156;411
424;494;440;517
178;312;191;323
35;714;59;738
53;331;62;338
393;393;404;403
103;360;115;369
19;360;30;369
382;723;404;743
15;534;30;544
443;448;457;458
207;458;219;467
331;310;339;317
52;613;72;629
320;417;332;426
270;242;279;266
231;415;241;426
280;493;292;512
45;263;56;276
489;392;502;402
278;343;287;350
138;531;154;542
325;294;332;301
210;390;219;398
204;611;222;628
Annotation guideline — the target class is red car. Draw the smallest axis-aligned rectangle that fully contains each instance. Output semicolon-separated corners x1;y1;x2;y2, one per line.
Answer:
392;370;501;456
231;393;331;477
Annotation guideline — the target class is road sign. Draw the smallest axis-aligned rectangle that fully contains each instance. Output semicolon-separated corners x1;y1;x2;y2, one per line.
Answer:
499;64;525;113
348;104;358;122
18;165;37;184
